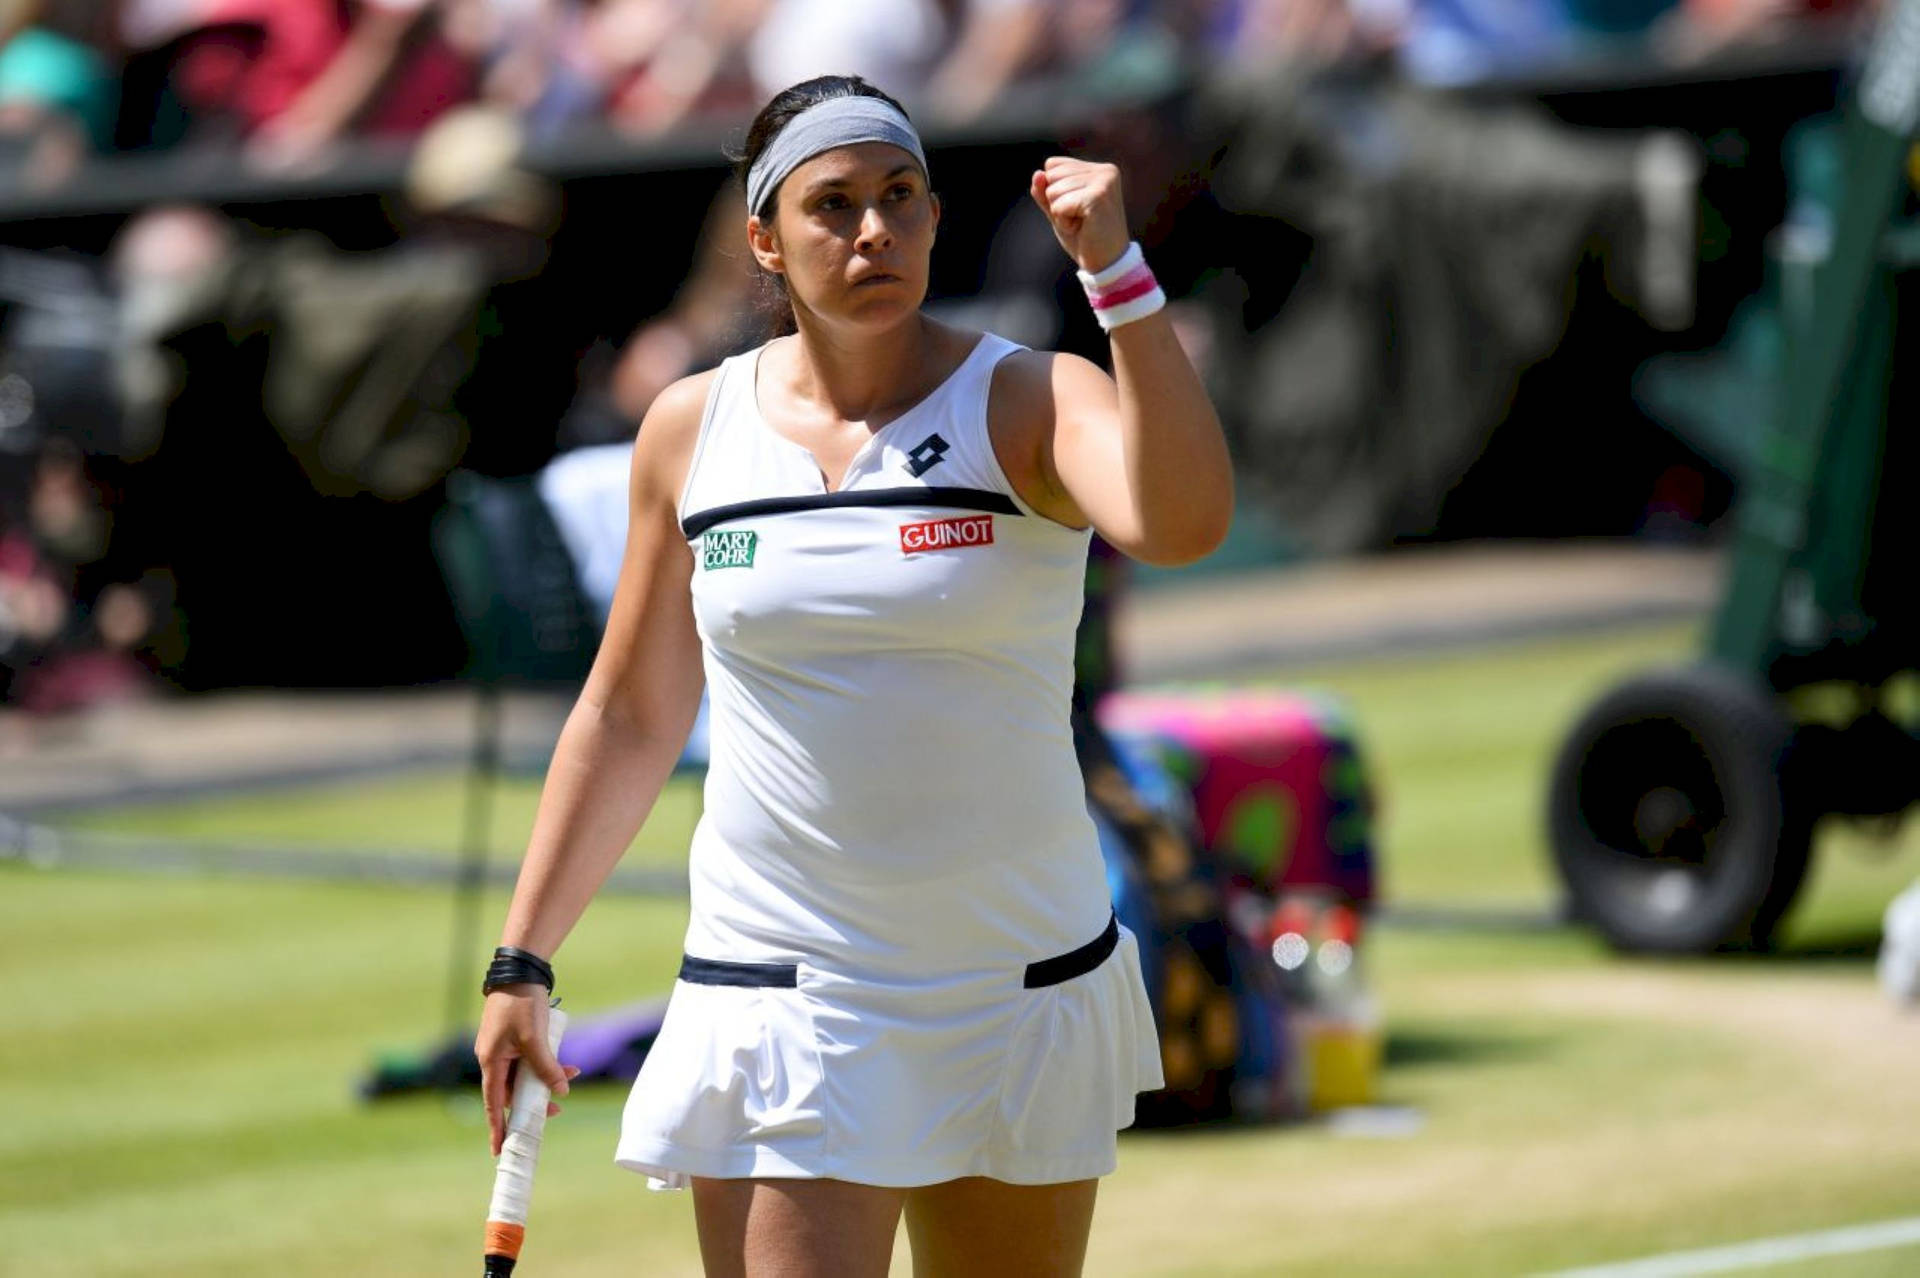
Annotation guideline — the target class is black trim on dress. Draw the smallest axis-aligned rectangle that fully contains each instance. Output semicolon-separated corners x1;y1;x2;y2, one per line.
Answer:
673;913;1119;992
682;486;1021;539
678;955;800;988
1022;912;1120;989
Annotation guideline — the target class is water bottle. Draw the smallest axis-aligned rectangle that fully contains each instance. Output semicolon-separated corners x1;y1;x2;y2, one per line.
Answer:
1300;903;1383;1111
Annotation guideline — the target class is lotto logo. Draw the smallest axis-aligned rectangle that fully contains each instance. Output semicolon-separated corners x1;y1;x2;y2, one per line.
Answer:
905;433;950;477
900;515;994;554
702;529;758;569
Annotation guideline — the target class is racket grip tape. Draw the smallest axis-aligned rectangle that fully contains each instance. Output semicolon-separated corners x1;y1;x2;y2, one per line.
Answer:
483;1224;523;1276
484;1005;568;1275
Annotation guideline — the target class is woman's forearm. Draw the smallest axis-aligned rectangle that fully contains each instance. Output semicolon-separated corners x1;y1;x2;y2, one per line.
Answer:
1027;158;1235;565
497;692;692;959
1106;311;1234;564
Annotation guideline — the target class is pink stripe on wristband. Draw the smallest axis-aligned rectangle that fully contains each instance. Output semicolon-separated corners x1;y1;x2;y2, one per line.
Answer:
1090;268;1160;310
1076;240;1165;331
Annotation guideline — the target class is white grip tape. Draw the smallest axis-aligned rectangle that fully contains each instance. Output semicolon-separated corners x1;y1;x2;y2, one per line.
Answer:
487;1006;569;1227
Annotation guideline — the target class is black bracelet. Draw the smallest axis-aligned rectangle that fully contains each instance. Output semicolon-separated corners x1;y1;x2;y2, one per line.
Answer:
483;946;555;995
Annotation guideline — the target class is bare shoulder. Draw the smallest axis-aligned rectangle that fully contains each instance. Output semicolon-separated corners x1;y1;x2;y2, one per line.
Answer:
990;348;1113;413
637;367;719;450
629;366;722;506
988;348;1113;527
988;348;1118;446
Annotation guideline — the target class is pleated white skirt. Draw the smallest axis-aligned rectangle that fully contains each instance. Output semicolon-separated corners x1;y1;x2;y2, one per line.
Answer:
614;922;1163;1189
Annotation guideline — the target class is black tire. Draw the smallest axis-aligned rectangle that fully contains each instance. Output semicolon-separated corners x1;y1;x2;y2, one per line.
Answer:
1548;664;1813;954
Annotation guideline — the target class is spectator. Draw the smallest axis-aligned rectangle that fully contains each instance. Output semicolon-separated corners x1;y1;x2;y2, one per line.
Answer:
117;0;474;160
510;0;953;141
0;437;164;714
445;0;592;139
1655;0;1867;65
0;1;118;187
602;0;766;137
448;0;765;141
77;109;566;688
108;202;233;460
928;0;1164;122
0;495;72;704
744;0;948;110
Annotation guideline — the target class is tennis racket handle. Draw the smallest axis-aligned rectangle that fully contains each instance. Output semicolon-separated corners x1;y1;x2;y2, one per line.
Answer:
484;1006;568;1273
502;1005;569;1143
483;1236;522;1278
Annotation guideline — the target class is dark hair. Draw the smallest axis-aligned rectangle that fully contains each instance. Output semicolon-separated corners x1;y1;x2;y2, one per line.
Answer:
731;76;915;338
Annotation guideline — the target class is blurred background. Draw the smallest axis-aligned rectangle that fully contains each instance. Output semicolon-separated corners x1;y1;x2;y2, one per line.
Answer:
4;0;1919;1274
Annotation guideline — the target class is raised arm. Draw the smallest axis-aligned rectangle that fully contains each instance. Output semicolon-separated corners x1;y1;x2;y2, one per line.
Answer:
995;158;1234;567
474;370;711;1154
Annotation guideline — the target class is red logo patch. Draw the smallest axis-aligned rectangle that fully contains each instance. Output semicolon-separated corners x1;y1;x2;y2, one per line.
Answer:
900;515;995;554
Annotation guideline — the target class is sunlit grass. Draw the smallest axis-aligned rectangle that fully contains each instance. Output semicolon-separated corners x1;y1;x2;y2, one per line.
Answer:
11;863;1915;1277
60;769;704;871
18;618;1920;1275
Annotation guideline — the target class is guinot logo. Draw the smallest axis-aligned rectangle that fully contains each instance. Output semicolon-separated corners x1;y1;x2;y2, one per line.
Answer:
900;515;994;554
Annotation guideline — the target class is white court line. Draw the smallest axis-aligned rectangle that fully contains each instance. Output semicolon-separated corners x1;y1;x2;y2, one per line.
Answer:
1537;1216;1920;1278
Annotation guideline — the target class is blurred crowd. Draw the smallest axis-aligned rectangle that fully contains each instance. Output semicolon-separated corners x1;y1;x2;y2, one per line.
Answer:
0;0;1873;189
0;0;1880;728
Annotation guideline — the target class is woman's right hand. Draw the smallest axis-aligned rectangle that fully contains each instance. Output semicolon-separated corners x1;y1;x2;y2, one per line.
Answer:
475;987;578;1157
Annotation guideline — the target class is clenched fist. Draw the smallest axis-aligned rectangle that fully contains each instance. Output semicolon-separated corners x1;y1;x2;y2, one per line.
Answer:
1029;157;1132;276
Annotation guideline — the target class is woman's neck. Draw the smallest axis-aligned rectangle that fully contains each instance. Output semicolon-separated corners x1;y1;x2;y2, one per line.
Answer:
782;312;944;424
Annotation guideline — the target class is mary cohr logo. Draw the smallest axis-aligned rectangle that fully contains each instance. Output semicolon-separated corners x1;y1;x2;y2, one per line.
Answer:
702;529;758;569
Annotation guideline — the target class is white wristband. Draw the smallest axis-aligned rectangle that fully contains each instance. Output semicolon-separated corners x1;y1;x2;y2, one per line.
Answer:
1076;240;1166;332
1089;287;1167;330
1076;242;1145;291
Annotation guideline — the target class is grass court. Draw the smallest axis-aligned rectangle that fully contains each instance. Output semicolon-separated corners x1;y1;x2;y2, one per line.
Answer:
11;619;1920;1276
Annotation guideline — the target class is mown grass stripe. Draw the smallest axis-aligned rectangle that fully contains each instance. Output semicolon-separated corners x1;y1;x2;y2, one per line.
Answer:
3;825;689;894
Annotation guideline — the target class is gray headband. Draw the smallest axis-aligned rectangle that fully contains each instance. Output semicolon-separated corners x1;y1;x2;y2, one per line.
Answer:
744;96;928;218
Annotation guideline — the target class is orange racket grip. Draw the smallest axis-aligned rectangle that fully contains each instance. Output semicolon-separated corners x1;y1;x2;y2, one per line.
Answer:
484;1221;525;1260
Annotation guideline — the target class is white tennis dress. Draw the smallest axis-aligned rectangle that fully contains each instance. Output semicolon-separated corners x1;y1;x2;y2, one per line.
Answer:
615;331;1163;1189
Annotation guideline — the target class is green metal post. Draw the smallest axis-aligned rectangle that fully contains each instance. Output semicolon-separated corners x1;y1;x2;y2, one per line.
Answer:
1711;1;1920;675
1798;268;1894;649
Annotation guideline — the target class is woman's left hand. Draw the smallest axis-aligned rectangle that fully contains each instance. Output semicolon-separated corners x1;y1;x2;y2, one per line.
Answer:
1029;157;1132;276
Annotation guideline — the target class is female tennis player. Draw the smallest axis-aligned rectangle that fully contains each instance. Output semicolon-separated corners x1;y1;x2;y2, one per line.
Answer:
476;74;1233;1276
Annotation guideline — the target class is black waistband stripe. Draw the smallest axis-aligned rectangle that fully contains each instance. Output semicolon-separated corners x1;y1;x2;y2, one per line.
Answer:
1022;912;1120;989
682;487;1022;539
673;914;1120;992
678;955;800;988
